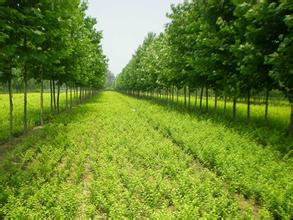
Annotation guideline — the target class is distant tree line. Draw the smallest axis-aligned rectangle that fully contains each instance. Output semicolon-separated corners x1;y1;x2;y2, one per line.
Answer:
0;0;108;140
115;0;292;134
106;71;115;88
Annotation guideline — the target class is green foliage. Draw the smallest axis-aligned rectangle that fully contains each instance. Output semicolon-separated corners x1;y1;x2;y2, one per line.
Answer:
0;0;108;140
0;92;67;143
0;92;279;218
115;0;293;132
0;0;107;89
122;92;292;218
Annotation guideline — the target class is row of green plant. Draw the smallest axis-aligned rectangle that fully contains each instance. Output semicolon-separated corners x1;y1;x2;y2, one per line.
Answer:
129;89;292;154
115;0;293;134
0;92;271;218
0;1;108;140
0;91;92;143
120;92;293;219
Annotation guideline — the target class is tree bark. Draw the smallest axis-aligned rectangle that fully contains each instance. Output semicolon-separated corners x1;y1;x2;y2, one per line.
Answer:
70;84;72;109
24;64;28;133
79;87;82;103
233;97;237;124
214;90;218;111
50;80;53;113
194;89;197;109
8;80;13;141
176;88;179;104
57;84;60;113
224;95;227;114
264;88;269;123
74;85;76;103
40;68;44;126
188;88;191;110
76;86;78;103
53;80;56;112
289;102;293;136
205;86;209;113
166;88;168;100
66;84;68;111
199;86;204;112
184;86;187;108
247;89;251;126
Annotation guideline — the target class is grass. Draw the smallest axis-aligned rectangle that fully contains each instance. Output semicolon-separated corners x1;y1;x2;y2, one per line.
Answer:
124;92;293;218
138;92;292;154
0;92;69;143
0;91;292;218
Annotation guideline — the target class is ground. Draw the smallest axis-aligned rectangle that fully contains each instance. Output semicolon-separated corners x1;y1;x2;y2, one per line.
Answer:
0;92;292;218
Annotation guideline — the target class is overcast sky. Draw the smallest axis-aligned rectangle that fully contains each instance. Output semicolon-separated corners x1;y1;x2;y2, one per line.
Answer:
86;0;183;75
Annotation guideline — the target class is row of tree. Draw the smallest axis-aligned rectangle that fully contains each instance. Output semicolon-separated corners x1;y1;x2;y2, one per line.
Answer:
115;0;292;134
0;0;108;140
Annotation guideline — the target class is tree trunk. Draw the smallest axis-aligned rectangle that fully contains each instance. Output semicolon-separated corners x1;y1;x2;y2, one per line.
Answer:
224;95;227;114
79;87;82;103
50;80;53;113
177;88;179;104
73;85;75;102
205;86;209;113
184;86;187;108
172;86;174;102
40;68;44;126
214;90;218;111
74;86;76;103
8;80;13;141
289;102;293;136
247;89;251;126
57;84;60;113
264;88;269;123
166;88;168;100
188;88;191;109
53;80;56;112
199;86;204;112
24;64;28;133
65;84;68;111
194;89;197;109
233;97;237;124
76;86;78;103
70;84;73;109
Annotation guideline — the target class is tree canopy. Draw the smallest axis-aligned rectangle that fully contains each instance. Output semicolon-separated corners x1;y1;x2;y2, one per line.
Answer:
115;0;293;133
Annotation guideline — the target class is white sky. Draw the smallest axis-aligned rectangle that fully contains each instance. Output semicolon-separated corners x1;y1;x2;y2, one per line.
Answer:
86;0;183;75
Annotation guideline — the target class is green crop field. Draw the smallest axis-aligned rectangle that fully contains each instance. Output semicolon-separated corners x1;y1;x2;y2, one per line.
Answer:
138;93;293;154
0;93;68;143
1;0;292;218
0;92;292;218
162;94;291;128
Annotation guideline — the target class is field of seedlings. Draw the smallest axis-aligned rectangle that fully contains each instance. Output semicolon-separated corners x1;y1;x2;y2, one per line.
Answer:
1;0;292;218
0;92;292;218
138;92;293;154
0;93;67;143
